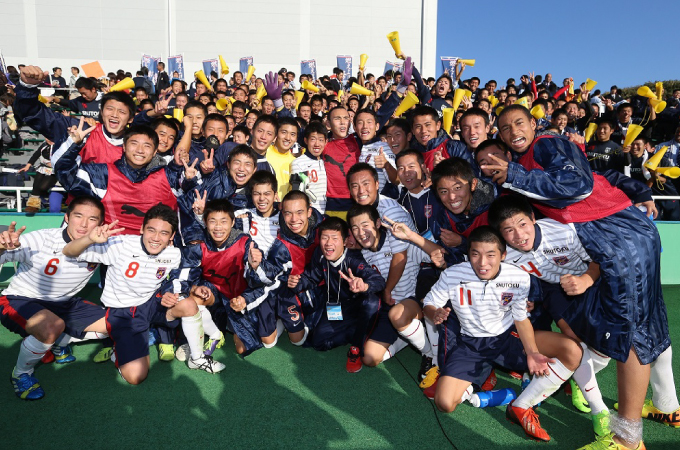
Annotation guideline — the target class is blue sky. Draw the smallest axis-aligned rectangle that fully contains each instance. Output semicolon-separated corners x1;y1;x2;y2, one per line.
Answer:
436;0;680;91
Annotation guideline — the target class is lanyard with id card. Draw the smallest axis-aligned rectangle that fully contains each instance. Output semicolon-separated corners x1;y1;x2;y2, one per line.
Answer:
327;303;343;321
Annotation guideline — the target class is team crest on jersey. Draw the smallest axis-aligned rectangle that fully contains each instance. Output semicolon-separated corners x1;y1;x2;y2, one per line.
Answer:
553;256;570;266
424;205;433;218
501;292;514;305
156;267;167;279
86;263;98;272
365;155;372;163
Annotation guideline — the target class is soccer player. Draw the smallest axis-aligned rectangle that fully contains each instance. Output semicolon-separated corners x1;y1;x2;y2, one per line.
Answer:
396;150;440;242
266;117;300;200
0;197;110;400
323;107;360;219
409;106;474;171
290;122;328;213
424;226;583;442
347;205;437;378
15;66;137;165
238;191;324;348
355;109;397;191
487;104;669;450
233;171;281;255
62;205;226;384
289;218;384;372
183;199;265;356
250;115;278;173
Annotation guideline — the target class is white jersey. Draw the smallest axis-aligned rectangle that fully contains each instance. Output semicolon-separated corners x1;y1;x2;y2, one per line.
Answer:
235;208;280;255
0;228;99;302
377;195;417;233
361;232;429;302
359;141;396;193
290;153;327;213
505;219;591;284
78;235;183;309
423;262;530;337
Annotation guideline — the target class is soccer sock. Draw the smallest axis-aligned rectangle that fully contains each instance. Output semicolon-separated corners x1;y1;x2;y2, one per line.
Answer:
198;305;221;340
54;333;71;347
589;347;611;374
291;326;309;346
425;319;438;366
382;338;408;362
181;311;204;360
15;336;53;376
461;385;474;403
398;319;432;357
514;358;574;409
68;331;109;343
573;343;608;415
263;320;285;349
650;345;680;412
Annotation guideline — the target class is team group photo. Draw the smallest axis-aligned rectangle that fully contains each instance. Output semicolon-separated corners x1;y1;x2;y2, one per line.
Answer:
0;0;679;449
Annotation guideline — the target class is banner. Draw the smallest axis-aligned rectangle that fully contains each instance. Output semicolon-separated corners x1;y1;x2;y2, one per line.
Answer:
440;57;459;77
337;55;352;78
202;59;219;78
239;56;253;75
383;61;403;75
81;61;105;79
301;60;317;81
167;54;185;80
141;54;160;85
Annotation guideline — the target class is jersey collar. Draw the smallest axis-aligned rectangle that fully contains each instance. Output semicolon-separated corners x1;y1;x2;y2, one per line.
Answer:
532;223;543;251
62;228;72;243
328;249;348;267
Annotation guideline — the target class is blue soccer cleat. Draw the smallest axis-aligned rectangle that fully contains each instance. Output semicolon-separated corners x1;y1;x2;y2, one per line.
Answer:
52;345;76;364
11;369;45;400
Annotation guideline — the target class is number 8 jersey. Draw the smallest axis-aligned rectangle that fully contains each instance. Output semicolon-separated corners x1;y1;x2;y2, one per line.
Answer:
0;228;100;302
77;235;183;308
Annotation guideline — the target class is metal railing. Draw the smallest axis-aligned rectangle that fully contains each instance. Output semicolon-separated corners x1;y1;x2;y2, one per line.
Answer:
0;186;65;213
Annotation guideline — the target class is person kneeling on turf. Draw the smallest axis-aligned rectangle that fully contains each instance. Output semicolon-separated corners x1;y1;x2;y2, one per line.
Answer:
63;204;226;384
289;217;385;372
423;226;583;442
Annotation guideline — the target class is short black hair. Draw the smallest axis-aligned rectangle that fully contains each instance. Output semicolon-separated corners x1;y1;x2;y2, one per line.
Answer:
474;138;510;156
184;100;208;116
318;216;349;240
143;204;178;234
249;170;278;192
253;115;279;133
278;116;300;132
203;199;235;223
232;124;250;138
487;195;534;230
304;121;327;139
410;106;440;125
346;162;379;187
431;157;475;188
282;189;311;208
384;118;410;135
468;225;506;255
67;195;105;224
151;117;180;136
395;149;424;166
347;204;380;225
75;77;97;91
354;108;378;126
232;100;247;112
101;91;136;117
228;144;257;165
203;113;229;133
460;107;490;126
123;125;159;150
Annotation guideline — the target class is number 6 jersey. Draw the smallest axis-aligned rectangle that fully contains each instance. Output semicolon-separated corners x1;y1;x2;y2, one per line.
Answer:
0;228;100;302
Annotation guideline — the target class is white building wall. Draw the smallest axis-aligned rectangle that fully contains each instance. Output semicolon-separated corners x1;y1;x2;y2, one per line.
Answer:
2;0;438;80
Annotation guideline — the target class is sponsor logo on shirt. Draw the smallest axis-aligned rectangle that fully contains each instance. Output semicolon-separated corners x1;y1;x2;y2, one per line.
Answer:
495;282;520;289
156;259;173;264
542;246;569;255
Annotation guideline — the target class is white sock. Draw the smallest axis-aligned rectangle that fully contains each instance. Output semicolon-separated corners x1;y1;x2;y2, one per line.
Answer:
399;319;432;357
291;326;309;346
425;319;438;366
589;347;611;374
15;336;53;376
198;305;221;340
69;331;109;343
54;333;71;347
263;320;285;349
514;358;573;409
382;338;408;362
650;346;680;412
461;385;474;403
181;311;204;360
573;343;608;415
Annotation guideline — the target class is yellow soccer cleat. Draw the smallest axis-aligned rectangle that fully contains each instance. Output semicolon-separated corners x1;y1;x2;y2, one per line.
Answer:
577;432;646;450
419;366;439;389
158;343;175;361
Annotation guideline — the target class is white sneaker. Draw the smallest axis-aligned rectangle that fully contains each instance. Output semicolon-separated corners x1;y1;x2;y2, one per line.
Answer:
187;355;226;374
175;343;190;362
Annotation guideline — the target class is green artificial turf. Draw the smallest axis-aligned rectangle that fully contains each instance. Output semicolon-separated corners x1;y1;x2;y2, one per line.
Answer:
1;287;679;449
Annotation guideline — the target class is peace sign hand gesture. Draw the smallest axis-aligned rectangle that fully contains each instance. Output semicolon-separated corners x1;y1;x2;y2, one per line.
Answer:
0;221;26;251
200;148;215;174
192;189;208;216
67;116;97;145
339;268;368;293
88;220;125;244
183;158;199;180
